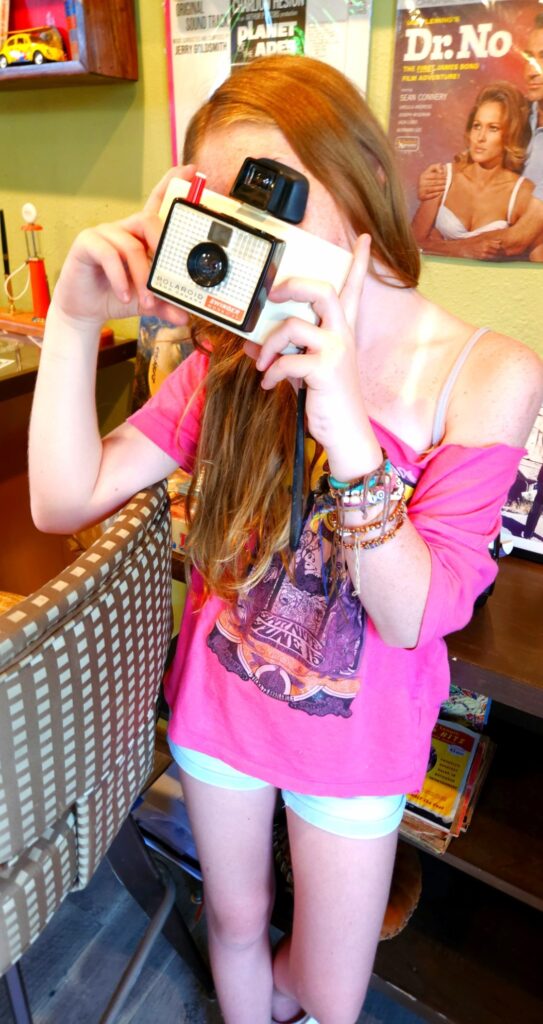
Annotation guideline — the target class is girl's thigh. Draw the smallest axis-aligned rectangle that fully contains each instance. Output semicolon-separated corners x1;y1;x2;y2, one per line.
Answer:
178;767;278;939
285;805;399;1021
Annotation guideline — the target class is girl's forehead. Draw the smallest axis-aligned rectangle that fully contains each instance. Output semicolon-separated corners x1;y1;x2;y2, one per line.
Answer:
192;120;354;251
193;123;305;190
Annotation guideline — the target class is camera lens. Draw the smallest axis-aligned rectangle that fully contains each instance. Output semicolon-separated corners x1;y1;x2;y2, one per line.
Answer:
187;242;228;288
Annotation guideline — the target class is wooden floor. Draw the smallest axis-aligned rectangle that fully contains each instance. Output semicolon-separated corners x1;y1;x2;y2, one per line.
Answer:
0;854;426;1024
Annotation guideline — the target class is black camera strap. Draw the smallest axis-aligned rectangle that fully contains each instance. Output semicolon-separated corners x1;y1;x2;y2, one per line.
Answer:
289;383;307;551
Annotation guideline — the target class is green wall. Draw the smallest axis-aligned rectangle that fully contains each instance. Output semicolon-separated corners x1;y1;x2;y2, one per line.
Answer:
0;0;541;353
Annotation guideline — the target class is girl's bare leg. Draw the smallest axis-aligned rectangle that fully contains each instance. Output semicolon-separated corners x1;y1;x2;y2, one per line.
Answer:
179;769;278;1024
272;809;399;1024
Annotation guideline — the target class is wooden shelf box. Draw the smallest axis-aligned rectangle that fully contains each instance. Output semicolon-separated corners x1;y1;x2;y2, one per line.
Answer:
0;0;138;87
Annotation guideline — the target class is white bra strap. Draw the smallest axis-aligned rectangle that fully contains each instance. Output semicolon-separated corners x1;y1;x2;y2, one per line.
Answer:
439;162;453;212
507;175;524;223
431;327;490;446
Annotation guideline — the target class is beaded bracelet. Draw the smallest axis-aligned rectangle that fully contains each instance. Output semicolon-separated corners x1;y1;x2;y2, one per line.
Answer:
328;451;404;517
338;502;407;595
328;451;404;500
327;451;407;596
328;450;405;539
341;503;407;550
334;497;407;539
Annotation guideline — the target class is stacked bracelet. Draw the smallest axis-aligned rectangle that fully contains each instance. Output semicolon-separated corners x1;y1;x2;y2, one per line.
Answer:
327;450;407;595
334;497;407;541
328;452;404;515
340;499;407;550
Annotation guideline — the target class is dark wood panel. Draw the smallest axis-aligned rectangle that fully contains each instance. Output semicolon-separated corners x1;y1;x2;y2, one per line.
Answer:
447;557;543;715
373;854;543;1024
0;338;137;401
172;552;188;584
83;0;138;79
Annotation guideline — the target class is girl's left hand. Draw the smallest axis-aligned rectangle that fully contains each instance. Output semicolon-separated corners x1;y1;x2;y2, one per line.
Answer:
243;234;373;458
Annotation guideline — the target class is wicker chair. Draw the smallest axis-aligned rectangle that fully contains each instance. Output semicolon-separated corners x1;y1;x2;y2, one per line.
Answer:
0;481;213;1023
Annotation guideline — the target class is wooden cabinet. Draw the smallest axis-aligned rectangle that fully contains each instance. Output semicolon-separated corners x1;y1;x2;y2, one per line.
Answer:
0;0;138;88
373;556;543;1024
0;337;137;594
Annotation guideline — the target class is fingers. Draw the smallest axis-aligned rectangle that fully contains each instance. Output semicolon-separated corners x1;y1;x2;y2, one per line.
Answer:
242;339;261;363
72;227;134;305
258;343;326;390
268;276;346;335
98;224;153;306
143;164;196;216
256;317;325;367
419;163;446;201
72;217;189;325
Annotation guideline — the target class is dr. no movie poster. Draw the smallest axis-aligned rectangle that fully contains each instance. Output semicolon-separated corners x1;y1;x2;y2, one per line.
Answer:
389;1;543;262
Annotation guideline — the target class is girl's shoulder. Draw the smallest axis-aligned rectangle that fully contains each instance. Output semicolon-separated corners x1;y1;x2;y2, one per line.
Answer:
443;327;543;448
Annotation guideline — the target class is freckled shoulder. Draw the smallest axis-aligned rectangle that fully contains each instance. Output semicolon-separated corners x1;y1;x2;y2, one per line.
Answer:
443;330;543;448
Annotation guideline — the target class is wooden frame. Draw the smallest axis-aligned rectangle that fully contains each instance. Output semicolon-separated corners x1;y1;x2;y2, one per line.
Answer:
0;0;138;87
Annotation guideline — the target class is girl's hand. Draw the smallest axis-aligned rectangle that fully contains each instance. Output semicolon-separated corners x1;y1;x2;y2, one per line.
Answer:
52;164;196;329
243;235;378;466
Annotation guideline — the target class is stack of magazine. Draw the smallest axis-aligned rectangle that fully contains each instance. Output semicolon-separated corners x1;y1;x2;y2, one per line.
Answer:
399;687;496;854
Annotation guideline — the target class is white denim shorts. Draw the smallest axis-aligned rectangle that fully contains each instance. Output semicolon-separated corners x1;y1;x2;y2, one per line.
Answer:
168;740;406;840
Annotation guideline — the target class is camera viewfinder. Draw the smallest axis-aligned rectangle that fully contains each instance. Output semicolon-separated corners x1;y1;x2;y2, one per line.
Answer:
230;158;309;224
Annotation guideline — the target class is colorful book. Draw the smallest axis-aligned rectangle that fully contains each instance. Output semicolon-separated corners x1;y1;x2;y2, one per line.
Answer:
406;720;480;831
440;684;491;731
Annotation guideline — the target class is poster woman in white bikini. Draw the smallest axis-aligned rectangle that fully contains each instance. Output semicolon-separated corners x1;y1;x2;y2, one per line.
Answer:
412;81;542;261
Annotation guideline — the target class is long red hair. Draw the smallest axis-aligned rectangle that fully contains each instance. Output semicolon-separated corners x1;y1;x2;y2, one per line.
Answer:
181;56;420;601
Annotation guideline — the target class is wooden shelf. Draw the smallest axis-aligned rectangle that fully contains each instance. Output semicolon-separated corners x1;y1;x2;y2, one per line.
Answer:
403;713;543;911
0;0;138;88
0;337;137;401
372;854;543;1024
447;556;543;717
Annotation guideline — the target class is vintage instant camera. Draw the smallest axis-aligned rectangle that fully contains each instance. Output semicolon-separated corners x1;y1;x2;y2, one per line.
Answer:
147;158;353;347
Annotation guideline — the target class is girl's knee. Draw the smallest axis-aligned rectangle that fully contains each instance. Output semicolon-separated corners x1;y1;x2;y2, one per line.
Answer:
206;889;274;950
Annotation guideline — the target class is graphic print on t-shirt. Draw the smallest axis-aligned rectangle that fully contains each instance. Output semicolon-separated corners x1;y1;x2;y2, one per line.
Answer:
207;505;365;717
207;457;416;718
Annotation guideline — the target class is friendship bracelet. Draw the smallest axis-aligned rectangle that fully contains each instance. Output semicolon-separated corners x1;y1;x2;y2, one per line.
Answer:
341;506;407;551
328;450;404;500
334;498;407;538
328;451;405;530
331;498;407;596
327;451;407;596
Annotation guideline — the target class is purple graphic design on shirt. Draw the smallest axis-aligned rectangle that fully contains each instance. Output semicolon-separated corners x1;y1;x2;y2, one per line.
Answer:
207;506;366;718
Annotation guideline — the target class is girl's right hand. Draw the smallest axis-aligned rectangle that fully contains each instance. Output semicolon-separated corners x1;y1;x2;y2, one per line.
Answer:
52;164;197;329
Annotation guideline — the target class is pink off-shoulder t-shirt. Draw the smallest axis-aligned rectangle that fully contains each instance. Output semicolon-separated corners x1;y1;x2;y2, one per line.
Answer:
128;350;524;796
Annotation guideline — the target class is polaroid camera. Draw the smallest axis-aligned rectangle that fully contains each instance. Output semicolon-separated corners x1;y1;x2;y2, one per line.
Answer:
147;158;353;347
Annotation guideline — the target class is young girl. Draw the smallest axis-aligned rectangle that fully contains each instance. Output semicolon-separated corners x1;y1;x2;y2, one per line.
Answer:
29;57;542;1024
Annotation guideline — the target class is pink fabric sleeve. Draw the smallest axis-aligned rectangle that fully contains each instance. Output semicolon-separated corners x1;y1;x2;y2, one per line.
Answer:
127;350;209;471
410;443;525;648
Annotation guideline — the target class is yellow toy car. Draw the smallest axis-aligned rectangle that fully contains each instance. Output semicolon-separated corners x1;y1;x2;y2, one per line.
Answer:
0;27;67;69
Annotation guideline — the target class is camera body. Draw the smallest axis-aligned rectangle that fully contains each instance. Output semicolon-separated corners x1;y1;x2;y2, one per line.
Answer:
147;175;353;347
